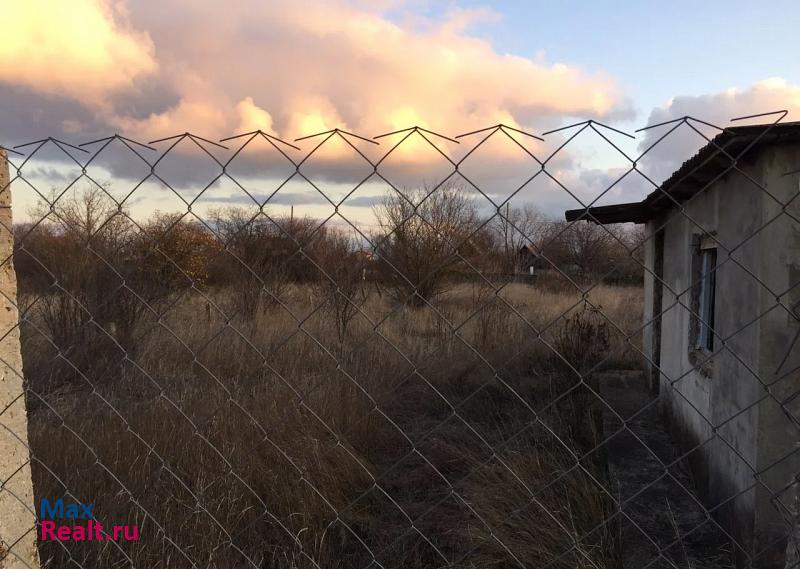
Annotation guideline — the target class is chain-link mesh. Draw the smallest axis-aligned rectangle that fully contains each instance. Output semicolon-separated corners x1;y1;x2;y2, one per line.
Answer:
0;113;798;569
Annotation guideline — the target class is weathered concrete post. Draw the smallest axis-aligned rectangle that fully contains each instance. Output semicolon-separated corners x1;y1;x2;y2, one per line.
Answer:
0;149;40;568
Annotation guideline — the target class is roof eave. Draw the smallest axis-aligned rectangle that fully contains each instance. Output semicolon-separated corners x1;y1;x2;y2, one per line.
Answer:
564;202;648;224
563;122;800;226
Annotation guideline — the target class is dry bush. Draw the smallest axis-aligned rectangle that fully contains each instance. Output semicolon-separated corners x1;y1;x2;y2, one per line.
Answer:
16;190;229;392
209;207;338;321
136;212;221;290
554;304;611;376
17;188;143;389
372;183;484;306
469;282;514;351
211;208;289;319
311;231;368;351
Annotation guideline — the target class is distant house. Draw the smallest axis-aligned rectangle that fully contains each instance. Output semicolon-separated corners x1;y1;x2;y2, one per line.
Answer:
565;123;800;568
352;250;375;263
516;244;537;275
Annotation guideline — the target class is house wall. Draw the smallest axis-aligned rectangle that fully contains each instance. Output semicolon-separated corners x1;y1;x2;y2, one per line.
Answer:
755;146;800;567
652;144;800;568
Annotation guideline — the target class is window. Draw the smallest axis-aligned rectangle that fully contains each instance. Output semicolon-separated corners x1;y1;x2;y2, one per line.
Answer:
696;246;717;351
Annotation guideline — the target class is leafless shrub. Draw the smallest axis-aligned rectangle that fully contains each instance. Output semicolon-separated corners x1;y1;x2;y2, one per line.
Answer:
210;207;314;319
471;282;512;350
16;187;139;386
311;230;368;351
134;211;221;293
372;182;483;306
546;304;612;449
15;189;231;392
554;303;611;376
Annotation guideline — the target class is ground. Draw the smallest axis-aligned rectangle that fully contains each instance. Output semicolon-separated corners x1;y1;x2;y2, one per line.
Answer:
600;370;734;569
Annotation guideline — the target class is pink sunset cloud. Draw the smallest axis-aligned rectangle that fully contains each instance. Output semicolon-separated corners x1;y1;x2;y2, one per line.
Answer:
0;0;633;142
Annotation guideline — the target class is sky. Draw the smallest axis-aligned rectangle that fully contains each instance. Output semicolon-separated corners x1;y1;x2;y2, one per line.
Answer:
1;0;799;226
416;0;800;120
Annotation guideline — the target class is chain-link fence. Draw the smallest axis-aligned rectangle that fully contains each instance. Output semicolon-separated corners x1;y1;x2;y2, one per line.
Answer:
0;113;798;569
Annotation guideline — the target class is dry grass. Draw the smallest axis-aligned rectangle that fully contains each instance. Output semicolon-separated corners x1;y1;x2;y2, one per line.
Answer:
22;279;641;568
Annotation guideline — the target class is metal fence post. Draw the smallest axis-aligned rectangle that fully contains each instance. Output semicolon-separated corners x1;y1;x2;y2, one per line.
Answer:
0;149;40;568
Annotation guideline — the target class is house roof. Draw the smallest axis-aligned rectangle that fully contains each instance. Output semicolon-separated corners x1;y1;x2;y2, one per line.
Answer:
564;122;800;224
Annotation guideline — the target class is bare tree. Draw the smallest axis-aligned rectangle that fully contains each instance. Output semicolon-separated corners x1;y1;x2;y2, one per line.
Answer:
372;182;481;306
538;220;643;282
20;187;227;368
564;221;616;275
210;207;291;319
18;186;142;386
29;185;131;245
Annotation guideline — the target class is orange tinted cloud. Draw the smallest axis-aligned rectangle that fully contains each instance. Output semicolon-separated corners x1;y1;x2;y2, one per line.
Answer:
1;0;633;208
236;97;276;135
0;0;157;103
48;0;630;139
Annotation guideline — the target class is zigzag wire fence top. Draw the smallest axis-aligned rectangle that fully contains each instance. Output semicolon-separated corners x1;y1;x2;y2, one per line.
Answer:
0;111;798;569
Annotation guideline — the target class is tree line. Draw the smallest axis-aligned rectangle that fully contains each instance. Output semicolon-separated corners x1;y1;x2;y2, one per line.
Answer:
14;184;643;349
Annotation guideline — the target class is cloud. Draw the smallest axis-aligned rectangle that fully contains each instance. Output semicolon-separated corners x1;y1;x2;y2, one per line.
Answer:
0;0;638;223
235;98;276;135
0;0;631;143
113;97;229;139
0;0;157;104
637;78;800;183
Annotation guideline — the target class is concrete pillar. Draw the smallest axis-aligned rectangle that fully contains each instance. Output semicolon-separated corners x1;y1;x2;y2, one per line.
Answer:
0;149;40;568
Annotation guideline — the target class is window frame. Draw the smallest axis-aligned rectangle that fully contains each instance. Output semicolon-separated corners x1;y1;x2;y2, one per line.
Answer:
695;245;717;352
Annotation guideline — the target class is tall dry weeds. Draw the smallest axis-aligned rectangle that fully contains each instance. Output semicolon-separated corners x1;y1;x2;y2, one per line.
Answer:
23;279;641;568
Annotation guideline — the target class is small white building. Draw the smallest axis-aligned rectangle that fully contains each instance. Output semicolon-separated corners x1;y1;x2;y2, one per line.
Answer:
566;123;800;568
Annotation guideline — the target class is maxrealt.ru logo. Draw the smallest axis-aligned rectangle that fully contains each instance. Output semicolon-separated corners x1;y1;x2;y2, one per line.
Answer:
39;499;139;542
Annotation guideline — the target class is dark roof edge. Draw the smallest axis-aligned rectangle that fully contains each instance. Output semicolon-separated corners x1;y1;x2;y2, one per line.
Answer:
564;202;647;224
563;122;800;225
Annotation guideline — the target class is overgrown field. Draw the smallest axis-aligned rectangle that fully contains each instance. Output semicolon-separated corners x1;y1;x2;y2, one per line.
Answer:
22;280;642;568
